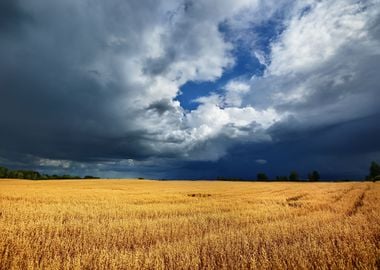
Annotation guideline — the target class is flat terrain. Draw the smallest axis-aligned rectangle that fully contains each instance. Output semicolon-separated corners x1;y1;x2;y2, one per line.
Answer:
0;180;379;269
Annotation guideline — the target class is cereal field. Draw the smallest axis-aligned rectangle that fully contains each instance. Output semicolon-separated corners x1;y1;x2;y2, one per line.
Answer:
0;180;379;269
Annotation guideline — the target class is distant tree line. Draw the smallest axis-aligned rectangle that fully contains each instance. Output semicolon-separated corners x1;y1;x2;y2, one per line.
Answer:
216;161;380;182
258;161;380;182
274;171;300;181
0;166;99;180
216;176;244;181
257;170;320;181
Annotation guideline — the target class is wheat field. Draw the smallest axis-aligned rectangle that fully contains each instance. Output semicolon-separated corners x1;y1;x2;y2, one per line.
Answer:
0;180;379;269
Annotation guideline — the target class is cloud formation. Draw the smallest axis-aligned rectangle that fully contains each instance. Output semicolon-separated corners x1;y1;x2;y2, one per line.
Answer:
0;0;379;178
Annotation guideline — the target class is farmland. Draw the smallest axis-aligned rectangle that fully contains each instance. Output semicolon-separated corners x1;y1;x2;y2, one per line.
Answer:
0;180;379;269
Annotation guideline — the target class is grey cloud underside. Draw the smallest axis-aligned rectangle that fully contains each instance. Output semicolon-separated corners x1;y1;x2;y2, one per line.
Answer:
0;0;379;178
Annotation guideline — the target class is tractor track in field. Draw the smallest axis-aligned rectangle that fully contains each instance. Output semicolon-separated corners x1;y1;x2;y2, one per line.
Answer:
333;186;355;203
346;185;370;216
285;193;308;207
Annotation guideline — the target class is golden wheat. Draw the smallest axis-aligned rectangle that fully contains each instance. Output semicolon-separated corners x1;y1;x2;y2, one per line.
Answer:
0;179;379;269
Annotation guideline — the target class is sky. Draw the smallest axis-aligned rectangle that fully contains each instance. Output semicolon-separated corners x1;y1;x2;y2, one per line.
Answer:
0;0;379;179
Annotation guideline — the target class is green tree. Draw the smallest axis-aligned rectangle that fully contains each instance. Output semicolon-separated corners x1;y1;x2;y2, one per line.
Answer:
7;170;16;178
289;171;299;181
16;171;24;179
0;166;8;178
370;161;380;179
84;175;99;179
257;173;268;181
308;170;320;181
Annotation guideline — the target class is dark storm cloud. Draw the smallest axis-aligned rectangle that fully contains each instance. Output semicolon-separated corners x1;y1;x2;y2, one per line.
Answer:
268;113;380;156
0;0;31;33
0;0;164;163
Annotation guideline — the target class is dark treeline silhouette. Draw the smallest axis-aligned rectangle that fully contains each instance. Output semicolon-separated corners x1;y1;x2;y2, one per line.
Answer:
257;173;269;181
366;161;380;181
275;171;300;181
216;176;243;181
2;162;380;181
256;170;319;182
307;171;320;181
0;166;99;180
217;161;380;182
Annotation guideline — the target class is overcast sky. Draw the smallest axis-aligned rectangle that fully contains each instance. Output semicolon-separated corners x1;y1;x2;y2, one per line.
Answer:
1;0;379;179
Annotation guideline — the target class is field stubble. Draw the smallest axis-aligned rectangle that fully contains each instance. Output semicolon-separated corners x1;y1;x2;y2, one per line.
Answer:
0;180;379;269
